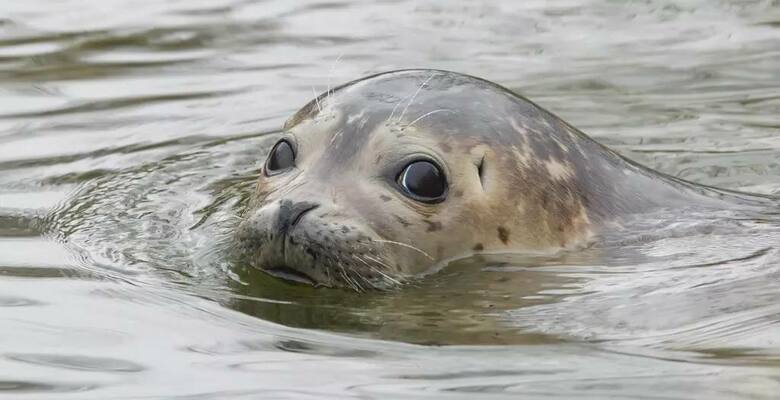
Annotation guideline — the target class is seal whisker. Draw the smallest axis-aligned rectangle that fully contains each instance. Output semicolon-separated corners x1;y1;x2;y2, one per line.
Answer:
404;108;456;129
328;129;344;147
336;255;363;292
310;86;322;112
339;269;352;290
335;261;350;287
397;72;436;123
325;53;344;106
387;93;410;123
359;254;402;286
352;256;386;288
373;239;433;260
356;255;395;283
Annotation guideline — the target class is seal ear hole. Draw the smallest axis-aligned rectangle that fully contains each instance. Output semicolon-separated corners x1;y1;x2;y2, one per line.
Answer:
477;155;486;190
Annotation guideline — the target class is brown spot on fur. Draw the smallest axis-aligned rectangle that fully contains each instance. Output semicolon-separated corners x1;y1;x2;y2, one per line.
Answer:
440;142;452;153
452;190;463;198
497;226;510;244
424;220;443;232
380;194;392;202
472;243;484;251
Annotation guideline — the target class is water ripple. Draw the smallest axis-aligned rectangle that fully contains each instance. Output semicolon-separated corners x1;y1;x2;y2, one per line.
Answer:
1;0;779;399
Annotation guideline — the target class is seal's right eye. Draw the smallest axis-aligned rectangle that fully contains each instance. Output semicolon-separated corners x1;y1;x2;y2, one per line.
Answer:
397;160;447;203
265;140;295;175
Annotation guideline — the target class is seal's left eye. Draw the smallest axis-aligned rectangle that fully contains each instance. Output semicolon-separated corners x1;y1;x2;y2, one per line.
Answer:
265;140;295;175
397;160;447;203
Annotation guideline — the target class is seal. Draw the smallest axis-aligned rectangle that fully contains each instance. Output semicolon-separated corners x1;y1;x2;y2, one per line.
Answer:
235;69;755;290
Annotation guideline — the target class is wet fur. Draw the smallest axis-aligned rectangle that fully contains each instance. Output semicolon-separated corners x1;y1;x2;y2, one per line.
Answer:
237;69;756;290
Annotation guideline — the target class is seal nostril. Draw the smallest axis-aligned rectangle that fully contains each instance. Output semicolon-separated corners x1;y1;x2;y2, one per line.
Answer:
291;202;318;227
276;200;320;235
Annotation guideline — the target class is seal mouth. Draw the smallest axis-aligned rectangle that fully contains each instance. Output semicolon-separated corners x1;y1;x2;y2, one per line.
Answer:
264;266;317;286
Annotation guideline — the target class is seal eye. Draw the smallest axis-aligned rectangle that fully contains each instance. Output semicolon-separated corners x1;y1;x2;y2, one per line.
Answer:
265;140;295;175
397;160;447;202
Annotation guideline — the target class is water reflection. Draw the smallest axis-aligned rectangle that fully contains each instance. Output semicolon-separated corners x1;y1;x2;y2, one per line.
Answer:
228;254;582;345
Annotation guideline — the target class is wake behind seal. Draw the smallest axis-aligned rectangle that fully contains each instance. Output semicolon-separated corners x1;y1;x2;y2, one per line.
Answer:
235;69;763;290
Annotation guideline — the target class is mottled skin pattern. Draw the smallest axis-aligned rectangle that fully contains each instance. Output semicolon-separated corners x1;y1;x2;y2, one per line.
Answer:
236;69;735;290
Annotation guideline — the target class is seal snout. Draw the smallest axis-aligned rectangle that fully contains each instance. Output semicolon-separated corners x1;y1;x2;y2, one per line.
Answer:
237;193;405;290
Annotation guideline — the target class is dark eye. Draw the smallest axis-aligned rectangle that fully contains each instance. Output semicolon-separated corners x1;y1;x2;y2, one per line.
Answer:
265;140;295;175
397;160;447;202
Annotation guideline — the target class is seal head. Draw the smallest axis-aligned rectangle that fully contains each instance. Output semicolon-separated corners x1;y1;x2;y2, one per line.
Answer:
236;69;704;290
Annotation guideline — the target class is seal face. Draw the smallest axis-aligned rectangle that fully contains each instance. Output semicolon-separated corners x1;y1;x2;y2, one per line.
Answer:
236;69;719;290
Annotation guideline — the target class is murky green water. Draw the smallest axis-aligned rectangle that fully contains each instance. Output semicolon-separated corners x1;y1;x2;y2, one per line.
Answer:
1;0;779;398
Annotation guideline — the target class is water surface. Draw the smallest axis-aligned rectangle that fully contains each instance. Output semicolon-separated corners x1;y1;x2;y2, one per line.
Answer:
1;0;780;398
